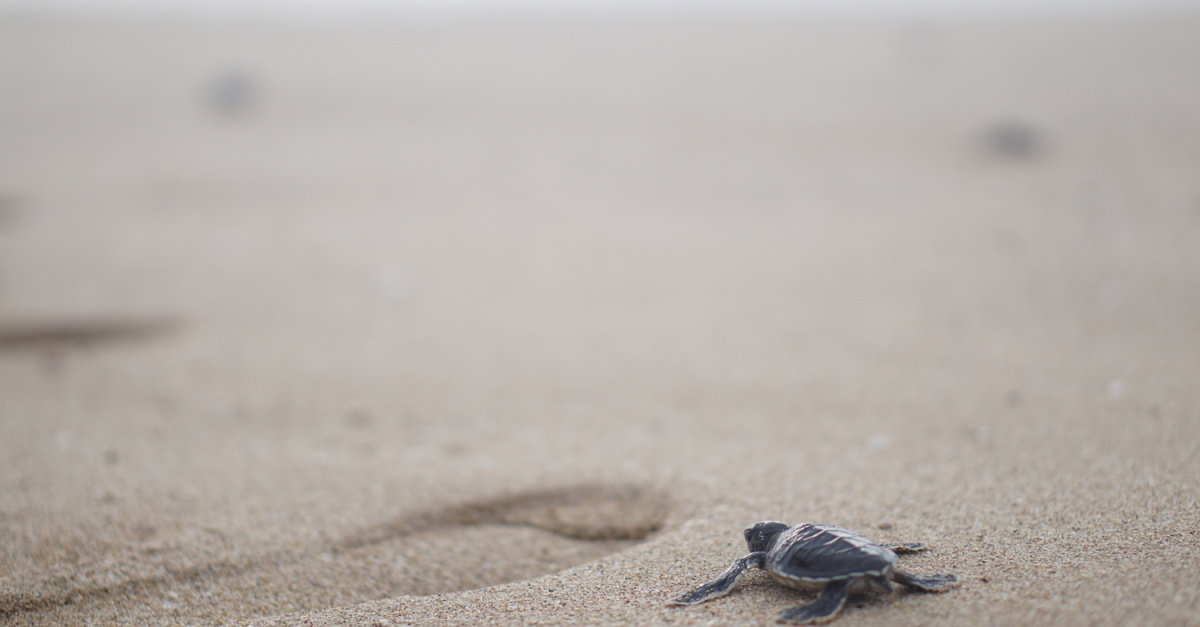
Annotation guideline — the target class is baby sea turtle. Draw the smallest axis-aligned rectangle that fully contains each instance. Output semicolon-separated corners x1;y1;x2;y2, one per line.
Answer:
670;521;958;624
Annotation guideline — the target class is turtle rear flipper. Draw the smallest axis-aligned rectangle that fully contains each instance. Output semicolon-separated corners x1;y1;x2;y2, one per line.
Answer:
669;552;766;605
776;580;849;624
892;570;958;592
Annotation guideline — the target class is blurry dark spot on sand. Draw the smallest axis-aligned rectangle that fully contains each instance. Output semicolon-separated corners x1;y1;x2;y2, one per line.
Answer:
0;317;181;351
345;408;371;428
981;120;1045;159
1005;390;1022;407
207;69;257;118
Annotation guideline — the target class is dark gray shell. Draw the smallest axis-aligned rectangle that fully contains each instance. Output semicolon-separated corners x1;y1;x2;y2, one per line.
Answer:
767;523;897;582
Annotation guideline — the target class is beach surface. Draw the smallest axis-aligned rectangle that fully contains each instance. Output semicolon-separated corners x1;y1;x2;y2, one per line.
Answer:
2;12;1199;626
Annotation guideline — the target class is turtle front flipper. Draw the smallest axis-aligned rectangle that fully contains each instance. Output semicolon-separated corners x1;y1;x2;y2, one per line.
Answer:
669;552;766;605
891;569;958;592
776;579;849;624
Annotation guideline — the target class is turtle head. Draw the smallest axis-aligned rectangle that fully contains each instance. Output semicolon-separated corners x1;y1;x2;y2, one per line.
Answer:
743;520;789;552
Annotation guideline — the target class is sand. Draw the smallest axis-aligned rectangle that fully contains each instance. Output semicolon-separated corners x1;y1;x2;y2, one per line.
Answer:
2;11;1199;627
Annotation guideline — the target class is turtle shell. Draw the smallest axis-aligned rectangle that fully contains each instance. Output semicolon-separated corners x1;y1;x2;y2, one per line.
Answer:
766;523;897;582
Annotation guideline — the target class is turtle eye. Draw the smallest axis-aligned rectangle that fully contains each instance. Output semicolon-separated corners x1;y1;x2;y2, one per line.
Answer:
744;527;768;551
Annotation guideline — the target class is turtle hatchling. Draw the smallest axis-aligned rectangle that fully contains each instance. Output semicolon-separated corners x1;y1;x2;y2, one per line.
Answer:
670;521;958;624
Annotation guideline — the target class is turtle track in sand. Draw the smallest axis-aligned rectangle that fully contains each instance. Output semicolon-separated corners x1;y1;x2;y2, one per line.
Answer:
1;483;670;626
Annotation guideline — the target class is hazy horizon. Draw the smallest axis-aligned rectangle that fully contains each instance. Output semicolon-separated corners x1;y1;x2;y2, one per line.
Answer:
4;0;1200;20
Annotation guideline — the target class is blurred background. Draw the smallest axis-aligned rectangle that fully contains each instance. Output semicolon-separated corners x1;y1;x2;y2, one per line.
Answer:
4;0;1200;486
3;0;1200;504
4;0;1198;359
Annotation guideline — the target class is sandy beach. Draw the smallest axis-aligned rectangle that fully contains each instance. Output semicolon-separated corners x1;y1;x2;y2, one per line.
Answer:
2;11;1199;626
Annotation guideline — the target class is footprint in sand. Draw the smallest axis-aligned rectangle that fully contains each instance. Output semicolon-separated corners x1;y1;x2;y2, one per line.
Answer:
341;484;669;597
2;484;670;626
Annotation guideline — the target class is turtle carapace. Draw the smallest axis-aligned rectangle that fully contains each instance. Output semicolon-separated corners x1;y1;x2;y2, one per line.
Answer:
670;521;958;624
